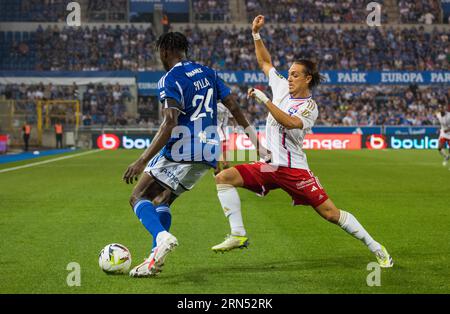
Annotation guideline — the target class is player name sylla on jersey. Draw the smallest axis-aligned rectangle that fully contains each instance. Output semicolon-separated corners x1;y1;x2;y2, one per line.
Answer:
184;67;212;92
193;77;211;92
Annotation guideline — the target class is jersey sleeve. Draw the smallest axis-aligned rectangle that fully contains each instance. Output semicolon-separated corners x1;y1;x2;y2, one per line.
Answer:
215;72;231;101
158;74;185;113
292;101;318;130
268;67;289;104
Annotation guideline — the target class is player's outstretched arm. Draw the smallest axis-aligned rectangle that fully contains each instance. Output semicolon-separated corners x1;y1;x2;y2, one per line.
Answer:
252;15;273;77
122;103;180;184
248;88;303;130
222;94;270;159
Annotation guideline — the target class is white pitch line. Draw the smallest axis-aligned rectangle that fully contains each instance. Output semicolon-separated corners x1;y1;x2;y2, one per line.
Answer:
0;149;103;174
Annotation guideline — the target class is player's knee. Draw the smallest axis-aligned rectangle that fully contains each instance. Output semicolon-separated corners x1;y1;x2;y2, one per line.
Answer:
129;194;138;209
319;207;340;224
325;212;340;224
215;169;233;185
129;190;145;209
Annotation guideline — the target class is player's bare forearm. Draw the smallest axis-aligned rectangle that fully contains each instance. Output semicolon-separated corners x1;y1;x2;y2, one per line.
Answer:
254;39;273;74
265;101;303;130
122;107;179;184
252;15;273;76
138;108;179;163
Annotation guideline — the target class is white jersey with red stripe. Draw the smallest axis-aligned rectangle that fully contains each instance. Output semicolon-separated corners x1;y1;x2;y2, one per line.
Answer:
217;102;232;141
265;67;318;169
437;111;450;140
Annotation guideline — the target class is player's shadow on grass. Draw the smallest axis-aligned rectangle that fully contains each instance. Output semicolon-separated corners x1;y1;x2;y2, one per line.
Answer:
158;255;371;284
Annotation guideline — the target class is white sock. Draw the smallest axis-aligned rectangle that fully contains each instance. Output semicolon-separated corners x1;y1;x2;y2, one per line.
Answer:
338;210;381;253
217;184;246;236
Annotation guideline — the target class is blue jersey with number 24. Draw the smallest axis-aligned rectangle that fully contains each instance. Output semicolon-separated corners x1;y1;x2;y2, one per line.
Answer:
157;60;231;168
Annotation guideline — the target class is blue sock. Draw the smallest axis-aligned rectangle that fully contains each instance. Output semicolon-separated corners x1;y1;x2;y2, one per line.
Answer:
152;204;172;249
133;200;165;243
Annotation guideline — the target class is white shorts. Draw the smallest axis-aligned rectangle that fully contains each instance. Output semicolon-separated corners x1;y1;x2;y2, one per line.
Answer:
144;154;210;195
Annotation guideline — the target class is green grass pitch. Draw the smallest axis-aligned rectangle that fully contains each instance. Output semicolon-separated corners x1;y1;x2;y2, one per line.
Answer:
0;149;449;294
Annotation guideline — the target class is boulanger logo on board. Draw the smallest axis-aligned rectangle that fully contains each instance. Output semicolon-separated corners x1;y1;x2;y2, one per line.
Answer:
303;134;362;150
365;135;387;150
228;133;362;150
95;134;152;150
389;135;439;149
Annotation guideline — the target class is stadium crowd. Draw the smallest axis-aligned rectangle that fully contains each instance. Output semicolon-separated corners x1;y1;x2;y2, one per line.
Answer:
398;0;442;24
2;83;447;127
193;0;230;22
3;24;447;71
0;0;128;22
0;82;135;126
32;24;158;71
233;84;448;127
245;0;387;24
184;24;449;71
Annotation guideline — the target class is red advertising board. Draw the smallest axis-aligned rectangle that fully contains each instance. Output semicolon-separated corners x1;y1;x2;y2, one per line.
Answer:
227;133;361;150
303;134;362;150
0;134;8;153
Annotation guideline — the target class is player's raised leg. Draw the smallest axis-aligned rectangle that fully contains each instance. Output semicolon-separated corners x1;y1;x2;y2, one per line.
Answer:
212;167;249;252
314;199;393;268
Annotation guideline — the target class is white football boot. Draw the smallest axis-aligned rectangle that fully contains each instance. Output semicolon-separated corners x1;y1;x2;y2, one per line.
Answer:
211;234;249;252
129;231;178;277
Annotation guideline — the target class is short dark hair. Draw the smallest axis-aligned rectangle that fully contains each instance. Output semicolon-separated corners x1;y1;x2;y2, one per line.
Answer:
156;32;189;55
293;59;325;89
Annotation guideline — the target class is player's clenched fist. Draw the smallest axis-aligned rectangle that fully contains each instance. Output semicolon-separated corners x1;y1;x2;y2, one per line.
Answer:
248;87;270;105
252;15;265;33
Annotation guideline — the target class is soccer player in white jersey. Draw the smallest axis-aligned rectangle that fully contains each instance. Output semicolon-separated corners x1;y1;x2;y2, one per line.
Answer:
215;102;234;175
436;104;450;166
211;15;393;268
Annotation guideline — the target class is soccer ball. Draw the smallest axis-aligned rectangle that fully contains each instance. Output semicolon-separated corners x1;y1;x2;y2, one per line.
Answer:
98;243;132;274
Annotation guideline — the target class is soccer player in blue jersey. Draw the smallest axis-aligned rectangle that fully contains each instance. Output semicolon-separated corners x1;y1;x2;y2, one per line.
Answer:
122;32;263;277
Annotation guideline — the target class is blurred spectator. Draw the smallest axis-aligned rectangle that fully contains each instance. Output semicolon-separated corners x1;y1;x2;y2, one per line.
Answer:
193;0;230;22
30;24;157;71
162;14;171;33
1;83;448;127
399;0;441;24
245;0;387;23
1;82;133;127
88;0;127;22
2;24;448;71
0;0;127;22
180;24;449;71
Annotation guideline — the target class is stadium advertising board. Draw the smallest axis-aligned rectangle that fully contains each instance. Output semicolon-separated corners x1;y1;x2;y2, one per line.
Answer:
363;134;439;149
303;134;362;150
385;126;439;136
388;135;439;150
228;133;362;150
363;135;388;150
312;126;382;135
93;134;153;150
137;71;450;95
94;133;437;151
129;0;189;13
0;135;8;153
